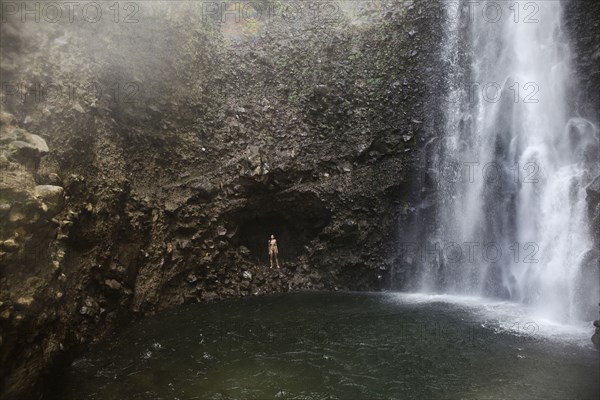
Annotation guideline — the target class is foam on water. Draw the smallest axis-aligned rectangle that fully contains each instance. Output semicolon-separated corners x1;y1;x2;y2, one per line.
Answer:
388;292;595;345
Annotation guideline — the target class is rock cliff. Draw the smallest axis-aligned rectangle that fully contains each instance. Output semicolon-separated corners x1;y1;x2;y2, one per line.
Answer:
0;1;444;398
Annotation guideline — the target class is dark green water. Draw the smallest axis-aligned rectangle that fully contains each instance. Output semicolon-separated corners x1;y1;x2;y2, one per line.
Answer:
53;292;599;399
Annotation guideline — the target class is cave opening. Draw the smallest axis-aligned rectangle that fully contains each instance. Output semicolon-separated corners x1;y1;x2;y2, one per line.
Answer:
235;194;332;264
239;215;302;264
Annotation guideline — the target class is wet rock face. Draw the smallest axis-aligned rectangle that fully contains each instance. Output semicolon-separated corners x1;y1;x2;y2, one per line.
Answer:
593;318;600;348
564;1;600;346
587;176;600;249
0;114;67;399
1;0;439;398
564;1;600;127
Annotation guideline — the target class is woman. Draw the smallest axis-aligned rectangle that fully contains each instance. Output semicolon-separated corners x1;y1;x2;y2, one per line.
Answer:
268;234;280;269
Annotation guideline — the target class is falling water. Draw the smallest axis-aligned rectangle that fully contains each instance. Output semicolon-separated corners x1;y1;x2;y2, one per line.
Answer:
417;1;599;322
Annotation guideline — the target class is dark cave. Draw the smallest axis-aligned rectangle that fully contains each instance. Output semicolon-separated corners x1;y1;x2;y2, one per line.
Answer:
235;193;332;264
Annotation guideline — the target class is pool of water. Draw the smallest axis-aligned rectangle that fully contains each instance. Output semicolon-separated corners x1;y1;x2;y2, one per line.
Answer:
52;292;599;399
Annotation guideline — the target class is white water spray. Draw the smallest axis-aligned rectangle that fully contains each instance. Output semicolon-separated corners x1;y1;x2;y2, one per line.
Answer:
418;1;599;322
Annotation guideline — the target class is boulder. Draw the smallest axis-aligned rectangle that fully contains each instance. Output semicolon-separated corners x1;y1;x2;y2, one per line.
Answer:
23;133;49;154
0;239;19;253
8;132;48;161
104;279;123;290
34;185;64;215
9;140;39;159
15;296;34;310
0;110;16;126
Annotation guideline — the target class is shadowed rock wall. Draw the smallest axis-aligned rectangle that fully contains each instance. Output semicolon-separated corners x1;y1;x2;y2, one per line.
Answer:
0;1;445;398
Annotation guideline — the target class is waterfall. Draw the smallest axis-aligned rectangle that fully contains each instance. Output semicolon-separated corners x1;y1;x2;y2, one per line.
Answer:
415;1;599;322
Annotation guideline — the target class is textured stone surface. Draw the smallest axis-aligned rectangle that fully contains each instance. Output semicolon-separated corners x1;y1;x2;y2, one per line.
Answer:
0;2;445;398
553;0;600;353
